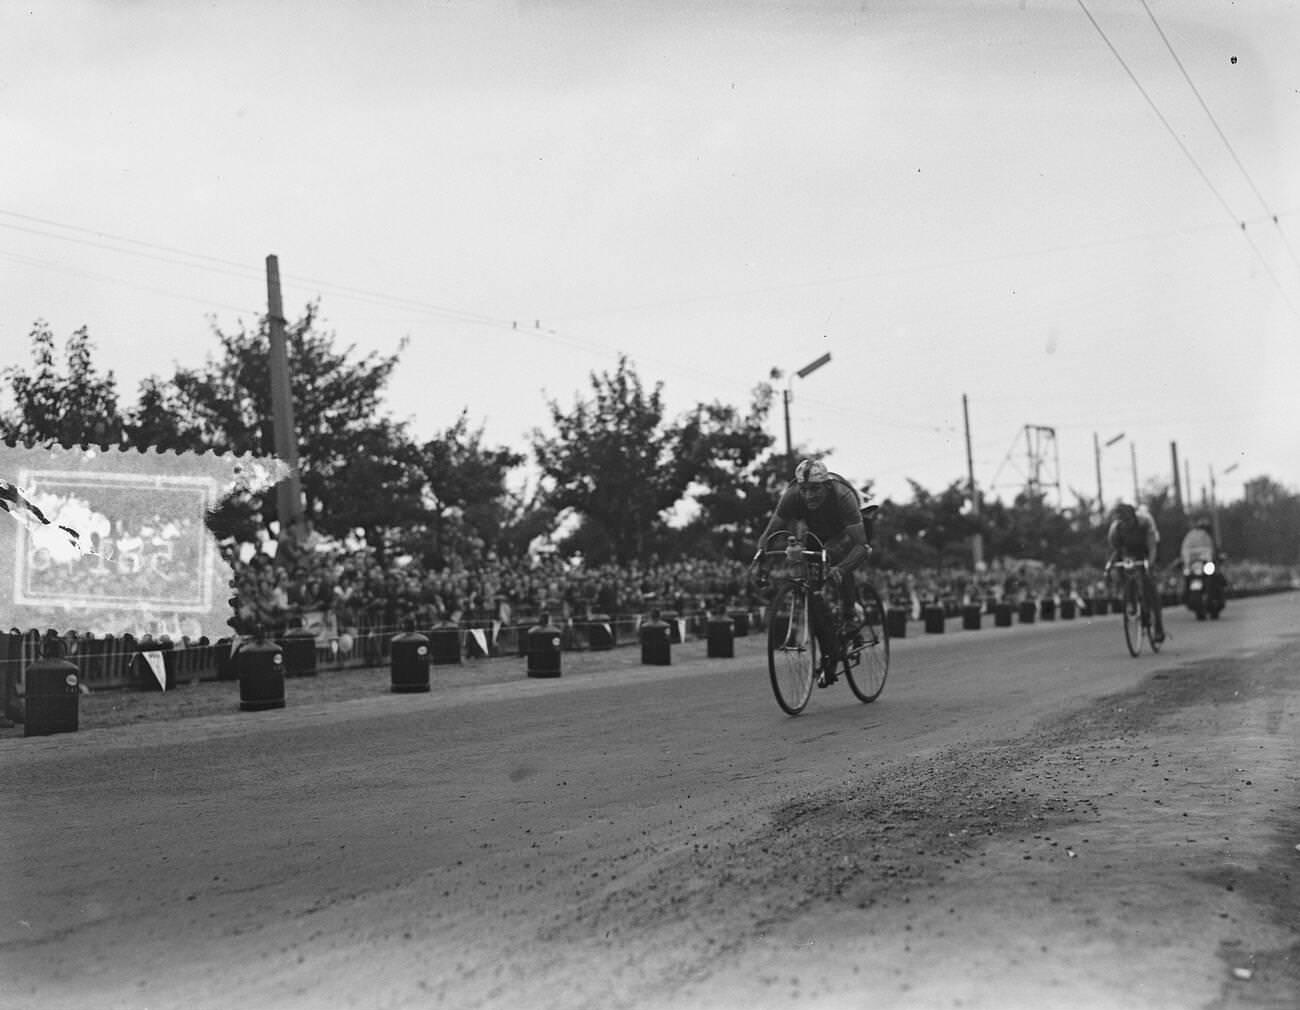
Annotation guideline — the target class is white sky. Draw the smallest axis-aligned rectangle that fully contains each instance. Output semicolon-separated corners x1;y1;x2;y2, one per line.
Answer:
2;0;1297;510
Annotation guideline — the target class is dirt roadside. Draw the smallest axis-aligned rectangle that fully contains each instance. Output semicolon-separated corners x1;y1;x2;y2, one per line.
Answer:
1;634;715;737
614;638;1300;1010
4;622;1296;1009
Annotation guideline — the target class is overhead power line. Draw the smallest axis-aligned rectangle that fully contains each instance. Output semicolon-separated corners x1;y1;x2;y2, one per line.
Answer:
1074;0;1300;318
1136;0;1300;277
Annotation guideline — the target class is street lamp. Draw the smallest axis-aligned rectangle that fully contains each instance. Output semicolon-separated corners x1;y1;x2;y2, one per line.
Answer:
771;352;832;463
1209;462;1239;543
1093;431;1125;520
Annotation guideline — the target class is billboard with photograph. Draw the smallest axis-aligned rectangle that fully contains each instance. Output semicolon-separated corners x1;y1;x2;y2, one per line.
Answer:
1;442;280;641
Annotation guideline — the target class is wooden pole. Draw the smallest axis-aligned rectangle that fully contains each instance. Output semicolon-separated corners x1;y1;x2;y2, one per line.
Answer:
1170;441;1183;512
963;394;984;569
266;254;304;541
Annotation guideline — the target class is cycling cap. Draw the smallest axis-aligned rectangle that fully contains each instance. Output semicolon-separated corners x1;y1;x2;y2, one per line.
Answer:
794;459;830;485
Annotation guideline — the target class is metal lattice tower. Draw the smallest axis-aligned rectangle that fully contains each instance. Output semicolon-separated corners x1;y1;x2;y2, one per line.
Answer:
1024;425;1061;506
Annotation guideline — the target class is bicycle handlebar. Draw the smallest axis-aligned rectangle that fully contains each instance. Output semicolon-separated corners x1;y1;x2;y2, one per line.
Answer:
755;531;828;585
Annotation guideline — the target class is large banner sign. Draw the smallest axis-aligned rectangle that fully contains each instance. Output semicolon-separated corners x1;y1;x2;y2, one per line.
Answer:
1;442;282;641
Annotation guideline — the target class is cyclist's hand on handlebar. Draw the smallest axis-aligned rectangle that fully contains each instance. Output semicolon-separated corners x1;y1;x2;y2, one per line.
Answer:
826;566;844;588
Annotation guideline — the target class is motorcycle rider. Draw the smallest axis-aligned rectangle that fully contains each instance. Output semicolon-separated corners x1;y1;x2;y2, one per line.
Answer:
1179;514;1218;568
1104;501;1166;644
1179;514;1225;606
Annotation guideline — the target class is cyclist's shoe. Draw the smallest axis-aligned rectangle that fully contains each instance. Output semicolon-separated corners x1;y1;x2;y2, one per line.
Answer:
1153;629;1167;644
816;656;839;688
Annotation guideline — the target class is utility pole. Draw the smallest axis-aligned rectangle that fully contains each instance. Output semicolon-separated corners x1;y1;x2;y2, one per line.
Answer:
1170;441;1183;513
1210;462;1239;544
782;387;793;462
1130;442;1140;503
1094;433;1103;519
775;352;831;467
266;254;305;543
963;394;984;570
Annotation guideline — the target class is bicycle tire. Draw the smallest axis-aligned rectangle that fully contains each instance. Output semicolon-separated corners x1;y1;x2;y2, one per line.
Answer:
1147;600;1162;653
767;581;816;715
1122;577;1142;657
845;583;890;703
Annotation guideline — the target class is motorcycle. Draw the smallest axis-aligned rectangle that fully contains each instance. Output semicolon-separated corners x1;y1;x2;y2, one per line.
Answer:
1183;558;1226;621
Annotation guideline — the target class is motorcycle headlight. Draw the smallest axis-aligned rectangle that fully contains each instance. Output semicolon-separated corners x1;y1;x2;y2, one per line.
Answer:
1204;561;1216;575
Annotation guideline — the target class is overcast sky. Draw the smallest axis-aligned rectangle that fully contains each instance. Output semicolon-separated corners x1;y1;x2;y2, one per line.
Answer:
2;0;1297;510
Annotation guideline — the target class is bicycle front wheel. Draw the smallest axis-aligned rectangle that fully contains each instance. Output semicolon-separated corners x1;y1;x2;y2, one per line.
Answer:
767;582;817;715
1122;578;1143;657
845;583;890;703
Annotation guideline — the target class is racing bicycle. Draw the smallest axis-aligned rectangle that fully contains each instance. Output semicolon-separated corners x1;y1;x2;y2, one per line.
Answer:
758;530;890;715
1110;557;1162;657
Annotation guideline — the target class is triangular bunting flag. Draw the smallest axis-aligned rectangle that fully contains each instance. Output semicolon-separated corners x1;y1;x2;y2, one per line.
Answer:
142;650;167;691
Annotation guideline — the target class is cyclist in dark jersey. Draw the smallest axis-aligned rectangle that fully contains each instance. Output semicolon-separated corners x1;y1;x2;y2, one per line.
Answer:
751;458;872;683
1105;501;1166;643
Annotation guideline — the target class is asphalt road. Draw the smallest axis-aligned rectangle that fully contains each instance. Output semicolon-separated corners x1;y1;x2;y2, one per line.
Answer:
2;594;1297;1010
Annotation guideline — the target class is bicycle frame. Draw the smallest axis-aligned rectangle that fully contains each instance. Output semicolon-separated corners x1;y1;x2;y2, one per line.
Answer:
758;529;889;713
1113;557;1160;657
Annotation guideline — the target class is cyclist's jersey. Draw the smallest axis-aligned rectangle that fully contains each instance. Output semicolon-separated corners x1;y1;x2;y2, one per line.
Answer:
1107;513;1157;560
774;474;863;544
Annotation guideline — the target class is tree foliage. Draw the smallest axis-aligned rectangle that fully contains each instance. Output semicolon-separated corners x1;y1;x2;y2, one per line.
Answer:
1;322;124;447
1221;476;1300;565
144;304;428;550
6;316;1299;573
416;410;526;566
677;387;780;553
532;355;700;563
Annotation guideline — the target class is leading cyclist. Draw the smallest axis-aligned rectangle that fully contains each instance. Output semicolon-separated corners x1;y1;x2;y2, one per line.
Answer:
1104;501;1166;644
750;458;872;685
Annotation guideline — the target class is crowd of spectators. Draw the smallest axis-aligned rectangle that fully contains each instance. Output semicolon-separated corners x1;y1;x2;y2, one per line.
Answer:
227;541;756;639
228;537;1298;642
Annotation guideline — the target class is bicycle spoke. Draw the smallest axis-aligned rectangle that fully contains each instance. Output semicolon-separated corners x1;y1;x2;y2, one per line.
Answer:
845;584;889;703
1122;576;1142;657
768;582;816;715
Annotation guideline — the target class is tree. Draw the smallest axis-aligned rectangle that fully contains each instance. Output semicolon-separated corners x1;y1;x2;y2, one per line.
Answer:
122;375;207;453
532;355;699;564
1221;476;1300;564
140;303;427;551
872;479;978;569
1;322;124;447
674;386;780;558
416;411;525;566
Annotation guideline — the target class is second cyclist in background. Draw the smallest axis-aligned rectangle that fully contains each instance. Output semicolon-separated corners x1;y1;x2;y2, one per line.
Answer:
1104;501;1166;644
750;458;872;684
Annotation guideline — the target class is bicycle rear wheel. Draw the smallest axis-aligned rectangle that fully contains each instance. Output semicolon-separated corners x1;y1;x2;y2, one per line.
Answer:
767;582;816;715
845;583;890;703
1122;578;1143;657
1146;599;1162;653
